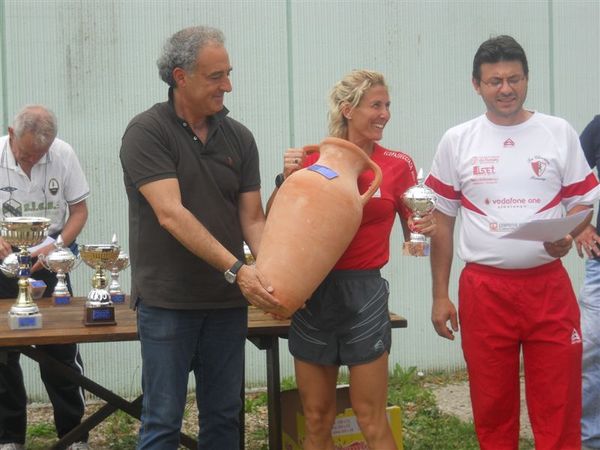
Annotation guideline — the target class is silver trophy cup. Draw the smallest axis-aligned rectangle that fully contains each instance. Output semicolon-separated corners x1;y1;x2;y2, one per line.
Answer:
0;217;51;329
39;235;80;305
402;169;437;257
108;234;129;303
79;243;120;326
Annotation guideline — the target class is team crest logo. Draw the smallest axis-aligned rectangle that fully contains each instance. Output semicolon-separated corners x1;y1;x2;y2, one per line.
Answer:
48;178;59;195
530;159;547;177
503;138;515;147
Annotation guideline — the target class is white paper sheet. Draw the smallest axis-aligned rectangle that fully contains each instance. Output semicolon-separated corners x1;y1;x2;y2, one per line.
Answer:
500;209;591;242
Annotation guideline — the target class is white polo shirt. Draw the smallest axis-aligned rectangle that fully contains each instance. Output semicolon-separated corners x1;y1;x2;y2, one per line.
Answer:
0;135;90;236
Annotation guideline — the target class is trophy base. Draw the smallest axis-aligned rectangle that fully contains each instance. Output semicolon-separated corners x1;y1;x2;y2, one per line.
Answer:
110;293;125;304
84;305;116;326
53;294;71;305
403;241;430;257
8;310;43;330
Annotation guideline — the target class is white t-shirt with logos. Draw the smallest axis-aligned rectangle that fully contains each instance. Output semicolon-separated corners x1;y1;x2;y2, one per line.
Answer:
426;112;600;269
0;135;90;237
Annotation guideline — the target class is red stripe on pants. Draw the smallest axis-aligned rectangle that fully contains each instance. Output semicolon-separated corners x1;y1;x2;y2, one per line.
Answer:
459;260;582;450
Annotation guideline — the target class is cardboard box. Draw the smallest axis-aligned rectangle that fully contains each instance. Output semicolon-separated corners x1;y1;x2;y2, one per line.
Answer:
281;385;403;450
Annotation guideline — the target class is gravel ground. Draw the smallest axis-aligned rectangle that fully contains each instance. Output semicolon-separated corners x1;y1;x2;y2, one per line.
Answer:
26;380;534;448
431;378;533;440
27;392;269;449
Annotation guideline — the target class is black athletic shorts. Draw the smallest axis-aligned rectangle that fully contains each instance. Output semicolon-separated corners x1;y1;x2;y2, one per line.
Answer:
288;269;391;366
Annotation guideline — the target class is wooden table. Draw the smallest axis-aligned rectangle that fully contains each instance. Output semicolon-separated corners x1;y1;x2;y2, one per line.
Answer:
0;297;407;449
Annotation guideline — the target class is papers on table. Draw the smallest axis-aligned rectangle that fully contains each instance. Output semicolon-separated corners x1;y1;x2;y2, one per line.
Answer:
500;209;591;242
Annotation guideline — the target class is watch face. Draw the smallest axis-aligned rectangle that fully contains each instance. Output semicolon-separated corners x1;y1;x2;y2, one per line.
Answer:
224;270;236;284
224;260;243;284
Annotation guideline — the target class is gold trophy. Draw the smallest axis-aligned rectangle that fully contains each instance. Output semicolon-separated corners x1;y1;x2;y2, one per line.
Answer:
39;235;80;305
108;234;129;304
243;242;255;265
402;169;437;257
79;242;120;326
0;217;51;329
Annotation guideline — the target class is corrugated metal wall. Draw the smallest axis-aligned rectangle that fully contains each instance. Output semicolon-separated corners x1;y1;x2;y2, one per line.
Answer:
1;0;598;401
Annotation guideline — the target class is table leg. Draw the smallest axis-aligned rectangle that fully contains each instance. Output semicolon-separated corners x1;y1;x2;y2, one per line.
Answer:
240;362;245;450
18;346;197;449
53;396;142;449
247;335;283;450
266;337;282;450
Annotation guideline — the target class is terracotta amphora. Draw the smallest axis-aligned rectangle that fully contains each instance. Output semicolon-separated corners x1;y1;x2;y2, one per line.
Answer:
256;137;383;318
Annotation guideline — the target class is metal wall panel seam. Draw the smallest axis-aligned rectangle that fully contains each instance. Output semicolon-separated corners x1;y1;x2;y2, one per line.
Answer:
548;0;555;115
0;0;7;131
286;0;296;147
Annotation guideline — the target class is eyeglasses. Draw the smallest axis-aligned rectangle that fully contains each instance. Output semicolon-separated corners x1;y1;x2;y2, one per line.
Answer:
480;75;526;89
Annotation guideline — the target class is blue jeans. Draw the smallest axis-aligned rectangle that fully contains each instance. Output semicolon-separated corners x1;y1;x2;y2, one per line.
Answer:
136;302;247;450
580;259;600;449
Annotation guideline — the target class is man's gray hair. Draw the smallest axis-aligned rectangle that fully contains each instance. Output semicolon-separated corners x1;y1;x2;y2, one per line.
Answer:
12;105;58;148
157;26;225;87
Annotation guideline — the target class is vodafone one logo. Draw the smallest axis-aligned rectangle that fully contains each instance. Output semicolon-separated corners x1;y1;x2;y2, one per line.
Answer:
485;196;542;209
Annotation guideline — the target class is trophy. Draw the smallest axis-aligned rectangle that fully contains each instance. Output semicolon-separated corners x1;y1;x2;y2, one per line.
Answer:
0;217;51;329
0;252;19;277
39;235;79;305
243;242;255;265
402;169;437;257
108;234;129;304
79;242;120;326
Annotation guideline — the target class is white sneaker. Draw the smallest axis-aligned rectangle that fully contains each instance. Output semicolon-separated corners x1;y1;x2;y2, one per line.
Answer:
0;444;25;450
67;442;90;450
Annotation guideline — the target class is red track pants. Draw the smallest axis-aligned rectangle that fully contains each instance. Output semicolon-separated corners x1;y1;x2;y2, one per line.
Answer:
459;260;582;450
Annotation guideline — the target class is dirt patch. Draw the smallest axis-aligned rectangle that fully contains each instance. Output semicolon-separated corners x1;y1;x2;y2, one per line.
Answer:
431;378;533;440
26;381;534;448
27;392;269;449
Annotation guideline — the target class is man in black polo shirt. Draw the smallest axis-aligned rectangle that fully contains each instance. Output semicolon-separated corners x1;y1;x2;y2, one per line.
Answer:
119;26;280;450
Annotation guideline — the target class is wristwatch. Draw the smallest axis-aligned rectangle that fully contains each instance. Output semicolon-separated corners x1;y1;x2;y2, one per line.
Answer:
224;260;244;284
275;173;285;188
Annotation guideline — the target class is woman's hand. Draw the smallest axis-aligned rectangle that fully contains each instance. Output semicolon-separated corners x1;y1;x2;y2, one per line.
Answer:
282;147;305;179
408;212;437;237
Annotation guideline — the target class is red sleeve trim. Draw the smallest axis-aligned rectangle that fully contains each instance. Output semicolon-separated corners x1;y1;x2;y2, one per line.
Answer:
425;175;461;200
460;196;487;216
562;172;599;198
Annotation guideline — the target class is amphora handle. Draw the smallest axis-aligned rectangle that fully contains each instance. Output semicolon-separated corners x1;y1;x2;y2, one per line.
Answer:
359;157;382;206
302;145;320;156
303;141;382;206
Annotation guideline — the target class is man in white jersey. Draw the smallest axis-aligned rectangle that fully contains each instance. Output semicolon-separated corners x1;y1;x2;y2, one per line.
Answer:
425;35;600;450
0;105;90;450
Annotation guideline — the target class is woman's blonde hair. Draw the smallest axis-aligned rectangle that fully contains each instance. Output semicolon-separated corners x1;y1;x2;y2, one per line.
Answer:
328;70;387;139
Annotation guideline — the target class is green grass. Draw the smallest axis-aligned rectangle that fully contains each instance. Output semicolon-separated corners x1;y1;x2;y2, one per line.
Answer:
389;365;535;450
26;422;55;439
245;390;267;413
104;410;139;449
25;366;536;449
